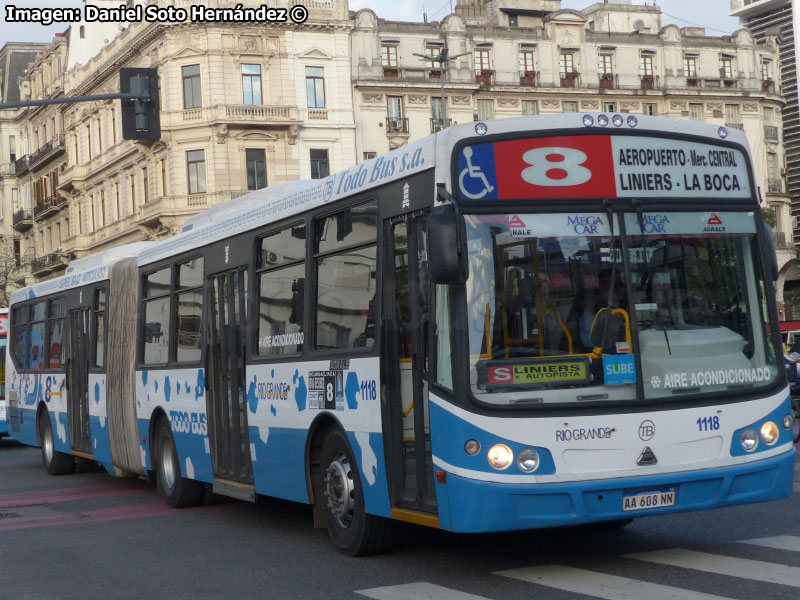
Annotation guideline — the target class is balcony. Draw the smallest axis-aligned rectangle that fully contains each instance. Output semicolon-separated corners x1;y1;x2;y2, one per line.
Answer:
520;71;538;87
12;209;33;232
764;125;779;142
599;74;614;89
28;134;65;172
430;118;452;133
428;69;442;80
641;75;655;90
386;117;409;134
166;104;301;129
0;161;15;176
762;79;776;94
560;72;578;88
723;79;737;89
14;155;29;175
475;70;494;86
31;252;68;276
34;195;67;220
767;179;784;194
383;67;399;78
687;77;699;88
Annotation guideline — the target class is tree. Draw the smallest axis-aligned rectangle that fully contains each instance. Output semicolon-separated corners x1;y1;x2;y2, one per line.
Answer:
0;238;20;307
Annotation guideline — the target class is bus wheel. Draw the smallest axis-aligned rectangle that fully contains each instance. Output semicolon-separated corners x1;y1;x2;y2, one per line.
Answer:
39;410;74;476
321;428;393;556
154;419;204;508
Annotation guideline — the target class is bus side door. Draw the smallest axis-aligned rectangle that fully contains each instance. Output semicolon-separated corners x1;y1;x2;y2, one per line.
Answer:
382;210;436;513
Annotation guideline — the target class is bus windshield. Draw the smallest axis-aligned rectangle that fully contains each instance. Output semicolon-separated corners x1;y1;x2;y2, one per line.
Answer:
464;211;778;406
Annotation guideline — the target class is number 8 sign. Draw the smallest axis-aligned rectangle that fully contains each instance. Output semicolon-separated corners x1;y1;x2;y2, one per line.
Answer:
457;135;617;199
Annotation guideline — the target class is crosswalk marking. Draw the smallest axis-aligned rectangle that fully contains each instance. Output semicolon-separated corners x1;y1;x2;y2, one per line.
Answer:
740;535;800;552
495;565;731;600
626;549;800;588
356;582;491;600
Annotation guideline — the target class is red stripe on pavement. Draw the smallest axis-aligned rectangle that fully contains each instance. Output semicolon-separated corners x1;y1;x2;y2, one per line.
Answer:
0;502;216;532
0;483;151;509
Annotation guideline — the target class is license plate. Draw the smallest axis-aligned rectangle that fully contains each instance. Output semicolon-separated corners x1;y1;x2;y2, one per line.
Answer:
622;488;675;511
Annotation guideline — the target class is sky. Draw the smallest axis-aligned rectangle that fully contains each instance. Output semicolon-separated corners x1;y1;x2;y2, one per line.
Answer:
0;1;743;46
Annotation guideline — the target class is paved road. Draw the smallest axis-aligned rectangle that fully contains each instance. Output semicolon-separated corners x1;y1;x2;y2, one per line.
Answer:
1;438;799;599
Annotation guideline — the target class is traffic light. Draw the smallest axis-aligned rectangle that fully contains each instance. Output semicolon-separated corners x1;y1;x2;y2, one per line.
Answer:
120;68;160;141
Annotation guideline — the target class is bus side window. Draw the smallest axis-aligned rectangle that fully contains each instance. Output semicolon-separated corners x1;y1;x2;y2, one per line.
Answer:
94;289;106;368
175;257;204;363
12;305;29;370
313;201;378;351
29;302;46;371
257;224;306;357
142;267;172;364
47;297;66;369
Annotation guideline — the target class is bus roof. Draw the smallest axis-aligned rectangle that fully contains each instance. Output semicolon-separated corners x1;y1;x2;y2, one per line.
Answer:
9;242;155;305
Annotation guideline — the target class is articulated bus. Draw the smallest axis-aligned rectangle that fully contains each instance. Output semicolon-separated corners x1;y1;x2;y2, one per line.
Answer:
4;114;796;555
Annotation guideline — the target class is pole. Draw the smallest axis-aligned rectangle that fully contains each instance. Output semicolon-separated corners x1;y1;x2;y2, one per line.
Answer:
441;60;447;128
0;92;149;110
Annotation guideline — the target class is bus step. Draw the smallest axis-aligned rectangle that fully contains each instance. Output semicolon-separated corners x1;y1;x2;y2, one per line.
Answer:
212;479;256;503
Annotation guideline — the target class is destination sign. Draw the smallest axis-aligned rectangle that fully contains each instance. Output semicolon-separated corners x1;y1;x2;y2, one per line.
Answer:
480;357;591;388
456;135;751;200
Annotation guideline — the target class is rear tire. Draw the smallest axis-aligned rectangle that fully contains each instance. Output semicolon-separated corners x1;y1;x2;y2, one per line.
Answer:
320;428;394;556
155;418;204;508
39;410;74;476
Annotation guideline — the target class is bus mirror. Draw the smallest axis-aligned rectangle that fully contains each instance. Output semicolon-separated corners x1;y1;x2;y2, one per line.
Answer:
428;204;468;284
785;358;798;383
761;222;779;282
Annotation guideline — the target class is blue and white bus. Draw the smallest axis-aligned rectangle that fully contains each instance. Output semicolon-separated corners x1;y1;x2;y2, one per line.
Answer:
0;307;8;438
4;114;795;555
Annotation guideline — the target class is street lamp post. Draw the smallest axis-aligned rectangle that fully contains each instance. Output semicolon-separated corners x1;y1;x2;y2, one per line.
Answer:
413;48;470;131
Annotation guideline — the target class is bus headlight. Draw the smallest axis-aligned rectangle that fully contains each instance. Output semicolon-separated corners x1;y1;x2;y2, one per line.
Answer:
464;439;481;456
517;448;539;472
782;414;793;430
487;444;513;470
740;428;758;451
760;421;779;445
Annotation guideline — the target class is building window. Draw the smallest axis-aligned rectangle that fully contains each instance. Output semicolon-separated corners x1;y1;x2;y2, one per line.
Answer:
474;48;491;74
764;106;775;126
246;148;267;190
305;67;326;108
642;103;657;116
364;152;377;161
187;150;206;194
725;104;741;127
603;102;616;113
522;100;538;116
242;64;262;105
100;191;106;227
425;46;441;71
683;56;697;77
110;108;116;144
761;60;772;81
640;54;653;77
142;167;149;204
689;103;704;122
477;99;494;120
720;57;733;79
310;149;330;180
386;96;404;132
508;14;518;27
559;53;575;76
182;64;202;109
8;135;15;162
86;124;92;161
519;50;535;75
115;182;120;219
161;159;167;196
130;173;136;213
381;45;398;67
562;101;578;113
598;54;613;76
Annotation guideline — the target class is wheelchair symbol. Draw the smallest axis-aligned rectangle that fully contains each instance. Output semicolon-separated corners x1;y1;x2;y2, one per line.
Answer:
459;147;495;200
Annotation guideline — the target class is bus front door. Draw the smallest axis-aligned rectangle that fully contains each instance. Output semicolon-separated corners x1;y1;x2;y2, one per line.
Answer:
67;308;91;454
206;267;254;489
383;211;436;513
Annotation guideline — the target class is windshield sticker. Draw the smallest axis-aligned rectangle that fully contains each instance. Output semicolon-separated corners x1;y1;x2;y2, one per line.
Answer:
481;357;591;388
625;212;756;235
505;214;612;239
650;367;773;390
603;355;636;385
456;135;750;201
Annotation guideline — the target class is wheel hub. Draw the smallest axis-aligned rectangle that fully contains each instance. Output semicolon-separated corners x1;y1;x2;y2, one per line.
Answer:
324;453;354;528
43;426;53;462
160;439;176;489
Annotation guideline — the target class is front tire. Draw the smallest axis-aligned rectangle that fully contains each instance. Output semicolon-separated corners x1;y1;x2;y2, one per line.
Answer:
39;410;74;476
320;428;393;556
155;418;204;508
